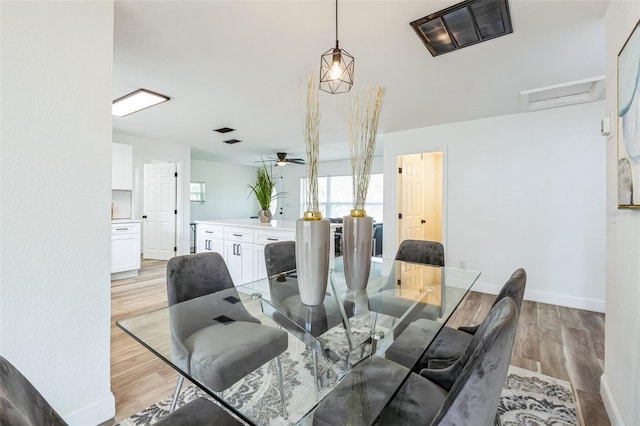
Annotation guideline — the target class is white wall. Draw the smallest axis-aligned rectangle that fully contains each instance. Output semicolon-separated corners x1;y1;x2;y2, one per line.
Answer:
601;2;640;424
113;132;191;255
279;157;384;221
190;159;259;221
0;2;114;424
384;102;606;313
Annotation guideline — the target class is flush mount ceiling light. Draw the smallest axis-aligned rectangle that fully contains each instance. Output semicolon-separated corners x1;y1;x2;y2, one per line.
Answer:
319;0;354;94
112;89;170;117
410;0;513;57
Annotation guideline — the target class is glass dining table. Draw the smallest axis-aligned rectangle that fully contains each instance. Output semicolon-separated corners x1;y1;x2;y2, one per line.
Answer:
116;257;480;425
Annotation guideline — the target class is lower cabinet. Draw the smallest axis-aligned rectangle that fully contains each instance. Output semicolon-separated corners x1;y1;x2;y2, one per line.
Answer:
195;222;295;285
111;222;141;274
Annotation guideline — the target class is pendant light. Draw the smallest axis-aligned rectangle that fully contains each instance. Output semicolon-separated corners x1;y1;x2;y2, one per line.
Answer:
319;0;354;94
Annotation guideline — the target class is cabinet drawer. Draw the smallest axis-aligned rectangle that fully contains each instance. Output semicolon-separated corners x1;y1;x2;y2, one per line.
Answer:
224;227;254;242
197;223;224;239
111;222;140;236
254;230;295;245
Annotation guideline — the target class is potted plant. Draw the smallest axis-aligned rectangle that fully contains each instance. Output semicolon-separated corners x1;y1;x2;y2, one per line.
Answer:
247;162;285;223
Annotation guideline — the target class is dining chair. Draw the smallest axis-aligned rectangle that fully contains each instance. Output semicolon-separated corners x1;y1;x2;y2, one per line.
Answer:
312;297;519;426
375;297;519;425
166;252;289;418
0;356;243;426
416;268;526;371
368;239;445;324
264;241;348;391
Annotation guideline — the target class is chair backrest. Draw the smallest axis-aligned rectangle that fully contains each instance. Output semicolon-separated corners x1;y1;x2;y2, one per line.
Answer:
492;268;527;313
395;239;444;267
429;298;519;426
166;252;235;305
0;356;68;426
372;223;383;256
264;241;296;277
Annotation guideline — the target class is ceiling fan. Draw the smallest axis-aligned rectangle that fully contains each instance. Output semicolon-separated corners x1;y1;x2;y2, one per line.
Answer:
257;152;305;166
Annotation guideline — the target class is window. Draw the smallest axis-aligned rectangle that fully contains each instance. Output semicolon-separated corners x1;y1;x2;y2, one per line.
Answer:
190;182;205;202
300;174;383;222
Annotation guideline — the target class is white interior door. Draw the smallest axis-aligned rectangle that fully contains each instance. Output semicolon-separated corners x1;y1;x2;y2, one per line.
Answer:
397;152;444;274
143;162;177;260
399;153;426;242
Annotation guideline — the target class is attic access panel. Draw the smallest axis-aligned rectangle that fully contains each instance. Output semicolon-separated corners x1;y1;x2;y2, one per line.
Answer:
410;0;512;57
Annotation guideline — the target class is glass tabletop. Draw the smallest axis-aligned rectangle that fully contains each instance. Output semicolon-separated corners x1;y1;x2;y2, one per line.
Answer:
117;257;480;425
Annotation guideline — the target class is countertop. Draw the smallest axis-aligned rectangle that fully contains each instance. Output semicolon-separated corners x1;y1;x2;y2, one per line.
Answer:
112;219;142;224
195;218;297;230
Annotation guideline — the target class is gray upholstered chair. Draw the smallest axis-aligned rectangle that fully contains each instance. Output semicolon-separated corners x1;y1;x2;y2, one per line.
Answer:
0;356;242;426
395;239;444;266
374;297;519;425
166;252;289;417
416;268;526;372
368;239;445;324
263;241;349;391
313;297;519;426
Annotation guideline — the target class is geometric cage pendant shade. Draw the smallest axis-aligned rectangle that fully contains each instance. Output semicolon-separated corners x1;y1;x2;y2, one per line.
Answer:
319;41;355;94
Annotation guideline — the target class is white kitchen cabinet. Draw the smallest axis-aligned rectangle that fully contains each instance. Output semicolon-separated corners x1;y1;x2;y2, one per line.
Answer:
112;143;133;190
196;223;224;255
111;222;141;276
253;228;295;280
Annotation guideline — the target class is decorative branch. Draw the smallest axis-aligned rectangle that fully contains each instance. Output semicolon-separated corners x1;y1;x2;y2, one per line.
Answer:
346;85;385;212
303;72;321;214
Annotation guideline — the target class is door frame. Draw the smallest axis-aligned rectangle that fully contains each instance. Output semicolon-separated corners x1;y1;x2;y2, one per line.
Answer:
390;149;447;258
133;154;187;256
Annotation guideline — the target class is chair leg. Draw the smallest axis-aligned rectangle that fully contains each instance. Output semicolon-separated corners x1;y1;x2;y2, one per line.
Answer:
169;375;185;413
274;356;288;419
312;350;320;393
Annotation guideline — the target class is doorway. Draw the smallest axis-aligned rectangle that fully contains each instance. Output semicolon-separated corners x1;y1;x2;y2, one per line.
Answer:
142;162;177;260
396;152;443;245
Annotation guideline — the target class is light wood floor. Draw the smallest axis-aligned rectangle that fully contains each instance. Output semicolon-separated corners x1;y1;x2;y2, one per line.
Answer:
110;260;609;425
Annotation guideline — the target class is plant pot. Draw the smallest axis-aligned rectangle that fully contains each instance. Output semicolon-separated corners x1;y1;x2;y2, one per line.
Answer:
342;215;373;290
295;218;330;306
258;209;272;223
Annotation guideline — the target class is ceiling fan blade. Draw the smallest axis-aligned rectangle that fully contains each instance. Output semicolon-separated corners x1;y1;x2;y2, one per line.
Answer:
289;159;305;164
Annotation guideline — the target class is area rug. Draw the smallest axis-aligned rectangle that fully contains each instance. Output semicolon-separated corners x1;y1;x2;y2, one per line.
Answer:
115;355;577;426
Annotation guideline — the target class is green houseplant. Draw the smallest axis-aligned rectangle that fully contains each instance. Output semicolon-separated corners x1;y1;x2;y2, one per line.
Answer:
247;162;285;223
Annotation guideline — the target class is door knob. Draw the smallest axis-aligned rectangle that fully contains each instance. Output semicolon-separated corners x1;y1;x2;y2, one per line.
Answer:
421;219;426;224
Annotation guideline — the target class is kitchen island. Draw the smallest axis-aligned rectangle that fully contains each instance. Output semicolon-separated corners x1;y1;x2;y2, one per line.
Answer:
195;219;336;285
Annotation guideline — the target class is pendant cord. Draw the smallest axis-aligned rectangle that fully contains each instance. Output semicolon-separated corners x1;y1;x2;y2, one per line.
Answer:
335;0;338;43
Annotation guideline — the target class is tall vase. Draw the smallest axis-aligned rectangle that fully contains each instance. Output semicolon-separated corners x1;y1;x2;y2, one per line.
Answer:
296;216;330;306
342;214;373;290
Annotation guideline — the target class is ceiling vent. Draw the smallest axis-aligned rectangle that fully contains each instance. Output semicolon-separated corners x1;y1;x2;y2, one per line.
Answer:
214;127;235;133
410;0;513;57
223;138;242;144
520;76;606;112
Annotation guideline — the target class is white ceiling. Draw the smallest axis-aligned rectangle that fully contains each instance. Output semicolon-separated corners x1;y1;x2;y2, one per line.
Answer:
112;0;608;166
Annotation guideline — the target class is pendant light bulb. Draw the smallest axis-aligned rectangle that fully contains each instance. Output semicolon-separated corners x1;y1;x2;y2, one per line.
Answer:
330;49;343;79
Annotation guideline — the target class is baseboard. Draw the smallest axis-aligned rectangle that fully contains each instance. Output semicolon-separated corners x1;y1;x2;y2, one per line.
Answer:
600;374;624;426
111;269;139;280
471;281;605;313
63;392;115;426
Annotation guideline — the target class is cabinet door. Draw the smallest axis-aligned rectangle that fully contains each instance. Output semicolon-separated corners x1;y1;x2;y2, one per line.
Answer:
112;143;133;190
224;241;254;285
111;234;140;273
196;235;223;255
253;244;267;281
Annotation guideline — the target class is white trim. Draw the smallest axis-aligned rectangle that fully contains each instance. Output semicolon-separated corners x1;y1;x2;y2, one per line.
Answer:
63;392;115;426
471;281;605;313
600;374;624;426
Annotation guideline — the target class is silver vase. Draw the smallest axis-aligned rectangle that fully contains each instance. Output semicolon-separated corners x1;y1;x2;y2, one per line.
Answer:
296;218;330;306
342;215;373;290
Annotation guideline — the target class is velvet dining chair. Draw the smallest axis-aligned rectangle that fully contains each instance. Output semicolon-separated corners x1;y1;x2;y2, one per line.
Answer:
166;252;289;418
312;297;519;426
0;356;243;426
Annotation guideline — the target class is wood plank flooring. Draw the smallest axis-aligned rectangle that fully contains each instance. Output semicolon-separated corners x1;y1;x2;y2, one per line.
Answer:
110;260;609;425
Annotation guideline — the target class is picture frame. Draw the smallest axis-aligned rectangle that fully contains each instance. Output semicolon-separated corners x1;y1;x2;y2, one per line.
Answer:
617;19;640;208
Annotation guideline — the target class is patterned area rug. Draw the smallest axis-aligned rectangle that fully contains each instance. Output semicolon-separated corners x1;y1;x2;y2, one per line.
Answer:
115;357;577;426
